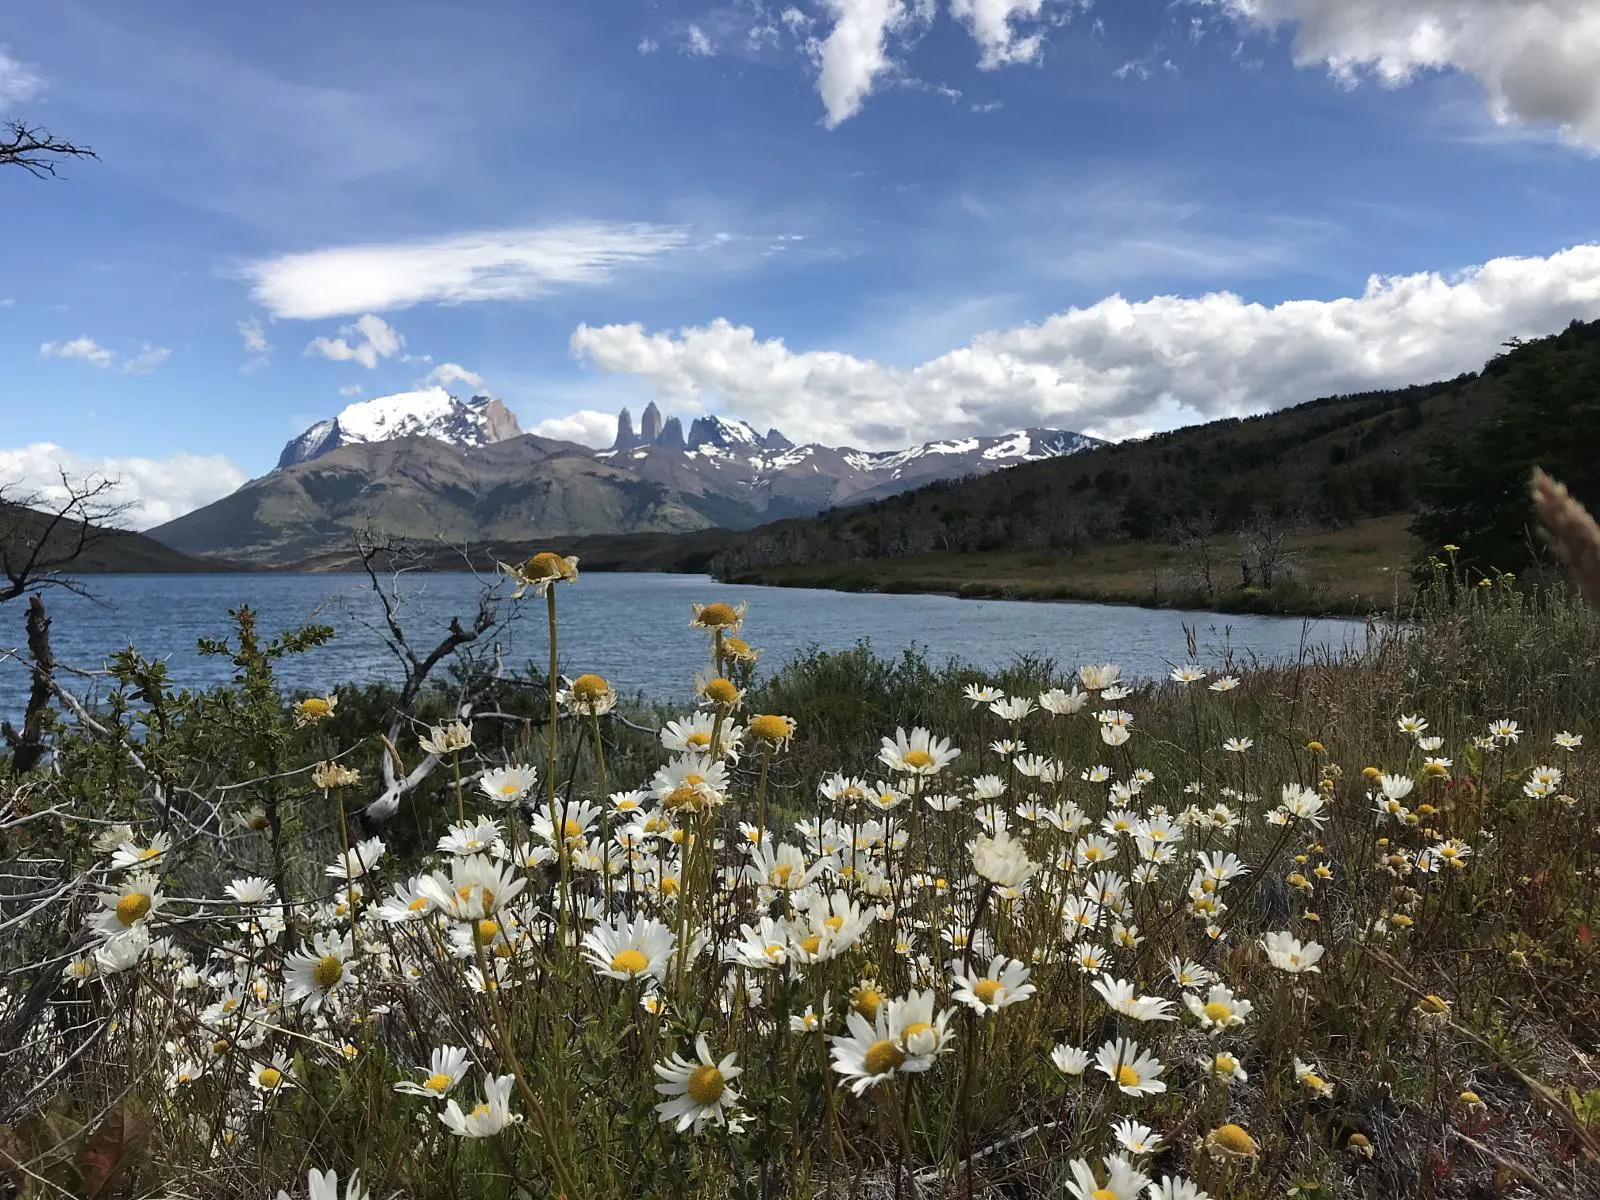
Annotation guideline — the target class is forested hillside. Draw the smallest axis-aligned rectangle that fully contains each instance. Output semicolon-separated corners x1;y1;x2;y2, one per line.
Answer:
698;318;1600;582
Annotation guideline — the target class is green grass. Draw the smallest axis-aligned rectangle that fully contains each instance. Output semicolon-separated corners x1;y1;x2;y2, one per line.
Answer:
3;566;1600;1198
722;514;1419;616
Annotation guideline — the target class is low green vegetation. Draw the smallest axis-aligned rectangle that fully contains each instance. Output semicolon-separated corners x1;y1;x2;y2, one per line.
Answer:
3;555;1599;1197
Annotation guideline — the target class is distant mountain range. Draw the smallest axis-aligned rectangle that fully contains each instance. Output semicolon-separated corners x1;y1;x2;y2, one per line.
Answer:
146;394;1099;567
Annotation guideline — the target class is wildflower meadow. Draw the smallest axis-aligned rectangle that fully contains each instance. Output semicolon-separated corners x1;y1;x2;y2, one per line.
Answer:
3;549;1599;1199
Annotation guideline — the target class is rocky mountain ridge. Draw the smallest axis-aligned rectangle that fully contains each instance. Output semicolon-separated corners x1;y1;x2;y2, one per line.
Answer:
152;394;1100;567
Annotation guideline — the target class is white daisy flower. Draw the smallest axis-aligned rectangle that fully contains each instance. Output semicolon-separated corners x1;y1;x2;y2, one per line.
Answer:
653;1036;744;1133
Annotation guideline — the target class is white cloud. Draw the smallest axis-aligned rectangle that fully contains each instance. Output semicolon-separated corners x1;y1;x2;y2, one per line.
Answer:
1217;0;1600;149
638;36;660;54
571;242;1600;447
121;344;171;375
0;442;248;531
0;45;42;110
40;336;171;374
812;0;918;128
306;313;405;369
237;316;270;354
40;336;113;369
528;410;620;449
685;24;717;56
338;383;364;396
949;1;1048;68
420;361;487;391
244;222;691;320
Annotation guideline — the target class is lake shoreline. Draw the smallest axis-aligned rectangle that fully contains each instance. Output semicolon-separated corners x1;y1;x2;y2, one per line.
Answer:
38;562;1394;620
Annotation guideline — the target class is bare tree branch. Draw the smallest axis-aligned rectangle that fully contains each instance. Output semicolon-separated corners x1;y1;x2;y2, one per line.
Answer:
1;471;132;603
0;121;96;179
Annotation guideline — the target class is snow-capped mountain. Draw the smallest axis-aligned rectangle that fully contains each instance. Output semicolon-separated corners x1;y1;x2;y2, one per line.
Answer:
597;405;1100;512
163;397;1099;567
277;389;523;468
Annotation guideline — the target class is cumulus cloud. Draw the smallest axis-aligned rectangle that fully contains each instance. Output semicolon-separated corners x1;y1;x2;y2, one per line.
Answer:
338;383;364;396
529;410;620;448
237;316;269;353
419;361;487;391
306;313;405;369
812;0;920;128
571;242;1600;447
39;336;170;374
244;222;691;320
1217;0;1600;148
0;442;248;530
949;0;1049;68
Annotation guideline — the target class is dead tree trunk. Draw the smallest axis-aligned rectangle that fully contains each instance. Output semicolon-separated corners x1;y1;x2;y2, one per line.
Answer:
3;594;55;773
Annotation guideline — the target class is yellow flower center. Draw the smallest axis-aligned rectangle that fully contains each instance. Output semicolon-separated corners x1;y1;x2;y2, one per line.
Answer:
139;846;161;860
1419;994;1449;1014
475;919;501;944
686;1064;725;1106
610;949;650;976
1116;1064;1141;1088
864;1039;906;1075
562;818;581;840
1215;1054;1238;1073
800;934;823;956
1203;1001;1233;1023
299;698;332;719
852;988;883;1021
408;896;429;912
116;892;152;926
424;1072;453;1094
1208;1123;1258;1157
902;749;934;769
973;979;1003;1006
499;783;520;796
771;864;794;885
1302;1072;1327;1091
686;732;712;749
470;1102;491;1119
1093;1190;1119;1200
571;673;610;701
824;915;845;932
257;1067;283;1089
694;602;740;628
900;1021;933;1044
703;678;739;705
312;954;344;990
660;877;680;896
525;551;573;580
749;714;793;743
764;942;785;959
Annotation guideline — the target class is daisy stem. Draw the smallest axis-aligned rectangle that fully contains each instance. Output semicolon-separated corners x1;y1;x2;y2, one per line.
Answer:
451;752;464;824
591;713;610;919
473;938;580;1199
756;743;773;842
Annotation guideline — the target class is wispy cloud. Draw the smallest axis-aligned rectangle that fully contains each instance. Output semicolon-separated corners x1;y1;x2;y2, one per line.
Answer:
40;336;112;368
245;222;692;320
0;44;43;110
40;336;171;374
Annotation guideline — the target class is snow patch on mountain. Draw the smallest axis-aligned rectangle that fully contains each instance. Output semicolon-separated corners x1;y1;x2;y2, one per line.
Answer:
277;389;524;469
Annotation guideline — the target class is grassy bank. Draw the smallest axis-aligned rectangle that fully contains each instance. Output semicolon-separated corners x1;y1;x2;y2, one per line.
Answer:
721;515;1418;617
3;563;1599;1198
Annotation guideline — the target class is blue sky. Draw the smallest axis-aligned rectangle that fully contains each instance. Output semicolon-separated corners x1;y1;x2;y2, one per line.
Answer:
4;0;1600;526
